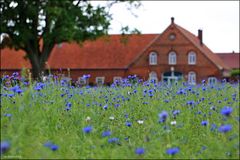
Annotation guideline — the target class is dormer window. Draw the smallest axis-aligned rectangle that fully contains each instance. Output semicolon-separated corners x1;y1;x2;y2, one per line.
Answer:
188;51;196;65
169;51;177;64
149;52;157;65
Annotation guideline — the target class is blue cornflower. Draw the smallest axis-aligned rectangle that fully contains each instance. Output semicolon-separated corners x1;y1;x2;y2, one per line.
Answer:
10;85;21;93
220;106;233;116
135;148;145;155
0;141;10;155
125;121;132;127
218;124;232;133
166;147;180;155
201;120;208;126
12;72;19;77
108;137;119;144
172;110;180;117
210;106;216;111
83;126;92;133
34;86;42;91
103;104;108;110
4;114;12;117
159;111;168;123
50;144;59;151
187;100;195;106
44;141;59;151
65;106;71;111
8;94;14;98
164;99;169;103
66;102;72;107
102;130;111;137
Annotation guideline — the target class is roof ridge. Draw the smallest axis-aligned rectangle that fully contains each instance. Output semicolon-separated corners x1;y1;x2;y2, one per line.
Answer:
127;34;160;68
175;24;230;70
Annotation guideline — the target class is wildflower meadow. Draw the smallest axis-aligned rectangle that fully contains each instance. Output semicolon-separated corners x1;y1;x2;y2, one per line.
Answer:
1;73;239;159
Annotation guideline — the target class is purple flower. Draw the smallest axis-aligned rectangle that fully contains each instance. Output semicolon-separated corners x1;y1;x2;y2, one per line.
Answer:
166;147;180;155
220;106;233;116
1;141;10;155
201;120;208;126
135;147;145;155
218;124;232;133
159;111;168;123
83;126;92;133
44;141;59;151
172;110;180;117
108;137;119;144
66;102;72;107
50;144;59;151
103;104;108;110
187;100;195;106
4;113;12;117
125;121;132;127
102;130;111;137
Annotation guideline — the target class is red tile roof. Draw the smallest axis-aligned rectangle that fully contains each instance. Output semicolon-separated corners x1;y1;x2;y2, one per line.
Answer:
0;48;31;69
175;24;230;70
216;53;240;69
1;34;158;69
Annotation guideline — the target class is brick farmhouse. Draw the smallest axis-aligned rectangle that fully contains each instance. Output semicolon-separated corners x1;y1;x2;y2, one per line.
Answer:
1;17;239;85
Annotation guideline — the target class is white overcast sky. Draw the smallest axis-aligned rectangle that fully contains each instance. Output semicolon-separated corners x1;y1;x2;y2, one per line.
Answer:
94;1;239;53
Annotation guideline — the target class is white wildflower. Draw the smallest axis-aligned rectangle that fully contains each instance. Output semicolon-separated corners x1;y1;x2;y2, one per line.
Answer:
85;116;91;121
137;120;144;124
109;116;115;120
170;120;177;125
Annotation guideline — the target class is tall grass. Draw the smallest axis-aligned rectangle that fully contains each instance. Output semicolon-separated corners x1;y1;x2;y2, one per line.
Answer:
1;74;239;159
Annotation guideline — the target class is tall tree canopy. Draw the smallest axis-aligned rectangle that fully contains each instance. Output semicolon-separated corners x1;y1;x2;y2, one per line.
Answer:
0;0;141;79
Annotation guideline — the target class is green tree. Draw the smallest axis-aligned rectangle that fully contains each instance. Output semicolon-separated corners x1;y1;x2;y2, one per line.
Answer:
0;0;141;79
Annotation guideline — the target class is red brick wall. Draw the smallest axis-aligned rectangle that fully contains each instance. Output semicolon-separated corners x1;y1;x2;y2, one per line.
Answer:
65;69;127;84
129;24;222;83
0;69;127;84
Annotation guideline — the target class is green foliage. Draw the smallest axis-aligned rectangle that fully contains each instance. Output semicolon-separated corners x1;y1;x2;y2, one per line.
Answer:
231;69;240;77
1;76;239;159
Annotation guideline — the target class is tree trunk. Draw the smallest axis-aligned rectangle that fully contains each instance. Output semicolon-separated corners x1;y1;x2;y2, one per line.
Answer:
28;52;43;80
24;37;55;80
31;61;43;80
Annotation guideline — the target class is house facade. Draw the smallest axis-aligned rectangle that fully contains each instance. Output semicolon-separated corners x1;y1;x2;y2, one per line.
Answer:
1;17;238;85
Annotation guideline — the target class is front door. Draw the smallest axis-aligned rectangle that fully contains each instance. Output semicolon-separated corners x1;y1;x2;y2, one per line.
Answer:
162;71;183;85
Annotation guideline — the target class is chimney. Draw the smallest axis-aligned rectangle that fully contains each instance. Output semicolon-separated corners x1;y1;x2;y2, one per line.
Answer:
171;17;174;24
198;29;203;45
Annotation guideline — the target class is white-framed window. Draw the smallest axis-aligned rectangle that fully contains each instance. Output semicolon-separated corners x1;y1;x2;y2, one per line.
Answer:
188;51;196;65
149;71;158;83
149;52;157;65
113;76;122;83
96;77;105;85
169;51;177;64
208;77;217;85
78;77;87;85
61;75;72;82
188;71;196;85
